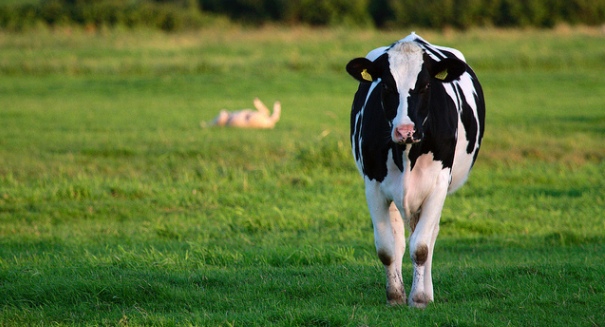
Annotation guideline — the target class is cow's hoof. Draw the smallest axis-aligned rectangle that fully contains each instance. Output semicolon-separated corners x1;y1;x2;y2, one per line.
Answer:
386;291;406;306
387;297;406;306
409;292;431;309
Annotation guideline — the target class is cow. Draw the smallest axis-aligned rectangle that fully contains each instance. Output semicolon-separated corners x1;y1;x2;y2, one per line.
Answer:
346;33;485;308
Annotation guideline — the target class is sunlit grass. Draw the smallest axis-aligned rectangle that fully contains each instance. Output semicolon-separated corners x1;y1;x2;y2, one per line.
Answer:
1;25;604;75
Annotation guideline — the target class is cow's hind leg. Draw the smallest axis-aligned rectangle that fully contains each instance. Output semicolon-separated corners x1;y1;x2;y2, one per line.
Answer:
366;184;406;305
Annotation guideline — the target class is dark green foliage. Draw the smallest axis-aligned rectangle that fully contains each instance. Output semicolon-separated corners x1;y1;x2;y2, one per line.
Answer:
1;0;605;30
375;0;605;28
285;0;372;26
197;0;372;26
200;0;288;23
0;0;207;31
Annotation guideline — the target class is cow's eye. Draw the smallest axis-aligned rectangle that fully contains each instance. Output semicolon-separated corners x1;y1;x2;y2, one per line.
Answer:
412;84;430;94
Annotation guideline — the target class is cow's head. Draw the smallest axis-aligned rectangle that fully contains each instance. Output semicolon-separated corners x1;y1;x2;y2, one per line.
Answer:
346;41;466;144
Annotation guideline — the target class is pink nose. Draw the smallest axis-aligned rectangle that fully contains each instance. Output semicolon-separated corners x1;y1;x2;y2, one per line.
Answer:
394;124;416;144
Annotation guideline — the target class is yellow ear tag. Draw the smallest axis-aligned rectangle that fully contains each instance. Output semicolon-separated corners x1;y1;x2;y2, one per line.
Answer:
361;69;373;82
435;69;448;80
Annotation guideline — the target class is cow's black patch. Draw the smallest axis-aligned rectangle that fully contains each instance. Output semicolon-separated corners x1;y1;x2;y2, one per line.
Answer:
350;82;370;163
350;81;394;182
408;79;458;170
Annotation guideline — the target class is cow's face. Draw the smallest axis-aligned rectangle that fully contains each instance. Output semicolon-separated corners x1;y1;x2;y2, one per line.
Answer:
347;42;466;145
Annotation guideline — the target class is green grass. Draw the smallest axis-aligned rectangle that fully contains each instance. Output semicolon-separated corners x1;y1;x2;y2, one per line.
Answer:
1;26;605;326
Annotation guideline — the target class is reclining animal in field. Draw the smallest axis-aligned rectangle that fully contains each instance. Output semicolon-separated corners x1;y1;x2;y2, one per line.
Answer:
204;98;281;129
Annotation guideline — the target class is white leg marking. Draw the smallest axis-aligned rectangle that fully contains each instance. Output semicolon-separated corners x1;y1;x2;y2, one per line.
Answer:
408;171;449;308
365;180;406;305
423;223;439;302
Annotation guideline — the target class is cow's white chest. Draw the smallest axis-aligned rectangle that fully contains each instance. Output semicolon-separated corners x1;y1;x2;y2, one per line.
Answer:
378;150;446;220
403;152;447;217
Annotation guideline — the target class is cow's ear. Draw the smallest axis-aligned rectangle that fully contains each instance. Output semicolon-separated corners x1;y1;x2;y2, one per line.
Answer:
427;57;467;83
346;58;378;83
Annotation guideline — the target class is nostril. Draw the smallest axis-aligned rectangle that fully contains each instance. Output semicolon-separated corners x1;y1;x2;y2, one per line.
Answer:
396;124;415;138
393;124;420;144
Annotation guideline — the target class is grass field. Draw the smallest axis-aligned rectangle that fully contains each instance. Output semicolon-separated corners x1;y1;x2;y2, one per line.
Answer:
1;26;604;326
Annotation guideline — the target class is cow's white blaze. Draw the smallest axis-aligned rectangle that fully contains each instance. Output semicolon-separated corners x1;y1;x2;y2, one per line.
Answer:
387;42;424;140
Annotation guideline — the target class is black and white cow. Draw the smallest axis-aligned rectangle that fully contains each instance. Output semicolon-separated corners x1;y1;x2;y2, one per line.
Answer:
346;33;485;308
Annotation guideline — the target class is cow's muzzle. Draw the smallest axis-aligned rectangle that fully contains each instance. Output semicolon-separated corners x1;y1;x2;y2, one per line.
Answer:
394;124;421;144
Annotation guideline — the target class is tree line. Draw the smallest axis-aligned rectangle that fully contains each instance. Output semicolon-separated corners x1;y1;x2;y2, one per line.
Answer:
1;0;604;32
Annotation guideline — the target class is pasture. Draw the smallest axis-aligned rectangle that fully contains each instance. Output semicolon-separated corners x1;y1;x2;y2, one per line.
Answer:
1;26;604;326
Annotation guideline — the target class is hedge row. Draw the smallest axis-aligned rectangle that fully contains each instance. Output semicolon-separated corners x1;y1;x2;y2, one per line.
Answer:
372;0;605;28
200;0;372;26
0;0;208;31
203;0;605;28
1;0;604;31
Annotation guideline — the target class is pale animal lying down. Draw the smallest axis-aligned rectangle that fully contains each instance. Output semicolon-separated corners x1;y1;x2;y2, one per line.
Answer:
204;98;281;129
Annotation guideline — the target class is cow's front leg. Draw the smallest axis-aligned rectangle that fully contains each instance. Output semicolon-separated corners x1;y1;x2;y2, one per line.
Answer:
366;183;406;305
384;202;407;305
407;175;448;308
